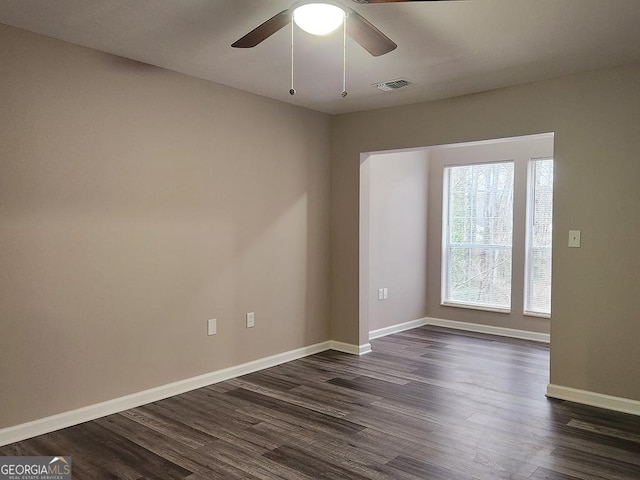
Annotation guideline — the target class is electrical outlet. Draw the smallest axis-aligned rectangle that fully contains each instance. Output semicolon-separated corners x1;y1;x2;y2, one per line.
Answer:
207;319;217;336
378;288;384;300
246;312;255;328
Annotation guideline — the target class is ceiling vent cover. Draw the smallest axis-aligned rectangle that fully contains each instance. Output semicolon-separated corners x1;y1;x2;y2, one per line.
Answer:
373;78;412;92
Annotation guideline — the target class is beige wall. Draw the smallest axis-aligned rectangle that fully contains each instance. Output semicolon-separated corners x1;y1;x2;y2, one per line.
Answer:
0;24;332;428
332;63;640;402
366;151;429;332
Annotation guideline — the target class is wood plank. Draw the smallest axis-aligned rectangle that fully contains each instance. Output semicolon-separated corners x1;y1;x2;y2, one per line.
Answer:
2;325;639;479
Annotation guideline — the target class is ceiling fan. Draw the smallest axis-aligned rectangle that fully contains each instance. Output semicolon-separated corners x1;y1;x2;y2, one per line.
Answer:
231;0;454;57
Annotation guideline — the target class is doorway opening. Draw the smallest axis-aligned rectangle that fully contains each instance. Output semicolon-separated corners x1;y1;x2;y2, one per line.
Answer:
359;133;554;348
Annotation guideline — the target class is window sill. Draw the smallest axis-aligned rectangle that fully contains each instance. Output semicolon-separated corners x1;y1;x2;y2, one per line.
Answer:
441;302;511;314
524;311;551;319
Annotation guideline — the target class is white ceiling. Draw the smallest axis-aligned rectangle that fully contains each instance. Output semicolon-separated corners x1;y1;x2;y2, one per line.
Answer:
1;0;640;114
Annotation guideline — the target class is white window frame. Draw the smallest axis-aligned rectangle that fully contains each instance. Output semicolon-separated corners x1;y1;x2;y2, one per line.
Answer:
441;160;514;313
524;157;554;317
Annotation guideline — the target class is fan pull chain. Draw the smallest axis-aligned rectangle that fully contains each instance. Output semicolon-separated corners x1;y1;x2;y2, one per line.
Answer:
341;12;347;98
289;21;296;96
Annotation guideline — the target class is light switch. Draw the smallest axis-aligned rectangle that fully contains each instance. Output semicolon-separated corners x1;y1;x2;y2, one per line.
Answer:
383;288;388;300
207;318;217;336
568;230;581;248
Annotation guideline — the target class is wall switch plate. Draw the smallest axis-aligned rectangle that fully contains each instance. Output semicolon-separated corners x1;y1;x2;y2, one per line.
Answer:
568;230;581;248
246;312;255;328
207;319;217;336
383;288;388;300
378;288;384;300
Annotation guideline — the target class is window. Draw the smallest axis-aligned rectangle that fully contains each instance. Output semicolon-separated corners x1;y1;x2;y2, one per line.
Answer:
442;162;514;311
525;158;554;316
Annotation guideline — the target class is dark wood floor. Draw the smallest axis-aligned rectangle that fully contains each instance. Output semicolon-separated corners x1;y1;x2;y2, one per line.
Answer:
2;326;640;479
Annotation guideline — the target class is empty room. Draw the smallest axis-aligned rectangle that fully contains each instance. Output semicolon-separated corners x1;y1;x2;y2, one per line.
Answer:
1;1;640;479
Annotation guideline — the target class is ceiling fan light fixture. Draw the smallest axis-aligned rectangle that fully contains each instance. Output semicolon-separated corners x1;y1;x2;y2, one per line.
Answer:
293;3;345;36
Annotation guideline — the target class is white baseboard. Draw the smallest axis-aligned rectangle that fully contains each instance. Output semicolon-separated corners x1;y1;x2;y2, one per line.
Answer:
0;341;334;447
547;384;640;416
368;317;549;343
369;317;430;340
424;317;550;343
330;340;372;355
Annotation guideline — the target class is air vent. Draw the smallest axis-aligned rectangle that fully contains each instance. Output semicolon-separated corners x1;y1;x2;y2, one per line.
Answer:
373;78;412;92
